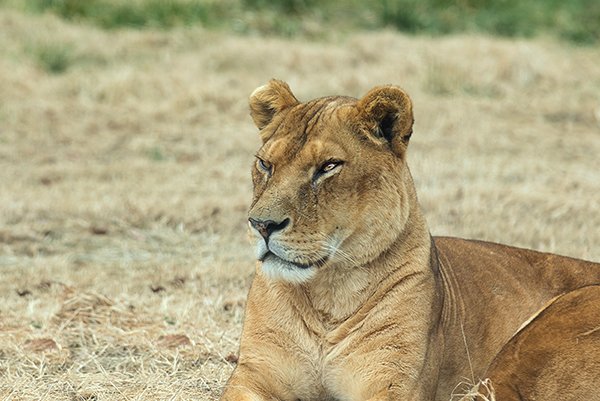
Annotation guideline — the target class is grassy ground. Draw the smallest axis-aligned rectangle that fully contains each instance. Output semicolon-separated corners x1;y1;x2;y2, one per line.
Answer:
0;7;599;401
1;0;599;43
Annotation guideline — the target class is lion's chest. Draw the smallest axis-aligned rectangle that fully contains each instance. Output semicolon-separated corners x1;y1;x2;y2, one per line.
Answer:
278;333;375;401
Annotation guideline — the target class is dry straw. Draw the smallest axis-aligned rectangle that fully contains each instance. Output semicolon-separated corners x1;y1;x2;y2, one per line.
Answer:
452;379;496;401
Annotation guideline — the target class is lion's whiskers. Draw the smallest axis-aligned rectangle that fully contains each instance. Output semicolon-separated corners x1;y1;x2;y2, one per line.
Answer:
313;232;360;266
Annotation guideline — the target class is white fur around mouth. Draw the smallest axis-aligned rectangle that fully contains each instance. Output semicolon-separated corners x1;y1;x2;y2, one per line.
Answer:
260;252;317;284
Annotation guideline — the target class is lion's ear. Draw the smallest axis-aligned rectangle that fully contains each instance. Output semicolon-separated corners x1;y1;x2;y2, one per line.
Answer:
357;85;414;157
249;79;299;130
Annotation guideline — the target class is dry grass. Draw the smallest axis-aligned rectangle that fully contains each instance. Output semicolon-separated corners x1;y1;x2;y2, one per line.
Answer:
0;8;599;400
452;379;496;401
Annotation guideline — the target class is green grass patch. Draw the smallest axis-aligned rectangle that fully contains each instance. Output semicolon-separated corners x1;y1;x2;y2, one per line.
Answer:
29;42;75;74
1;0;599;44
147;146;167;162
377;0;600;44
25;41;108;74
20;0;223;29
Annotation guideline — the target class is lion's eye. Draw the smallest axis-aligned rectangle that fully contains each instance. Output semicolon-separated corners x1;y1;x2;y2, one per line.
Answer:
315;160;344;179
257;158;272;175
321;162;338;173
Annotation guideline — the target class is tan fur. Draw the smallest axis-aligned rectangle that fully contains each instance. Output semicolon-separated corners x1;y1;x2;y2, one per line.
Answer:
221;80;600;401
471;285;600;401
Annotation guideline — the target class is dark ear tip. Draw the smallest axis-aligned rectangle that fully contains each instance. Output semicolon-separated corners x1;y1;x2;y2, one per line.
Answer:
403;128;413;143
378;112;397;142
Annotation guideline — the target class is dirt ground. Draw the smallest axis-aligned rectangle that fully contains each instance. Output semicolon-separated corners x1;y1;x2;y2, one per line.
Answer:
0;9;599;401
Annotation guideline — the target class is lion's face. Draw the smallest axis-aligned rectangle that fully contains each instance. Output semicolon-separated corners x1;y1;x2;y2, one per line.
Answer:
247;80;415;283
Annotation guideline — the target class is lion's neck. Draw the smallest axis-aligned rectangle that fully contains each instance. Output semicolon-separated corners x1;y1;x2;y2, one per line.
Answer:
304;197;435;325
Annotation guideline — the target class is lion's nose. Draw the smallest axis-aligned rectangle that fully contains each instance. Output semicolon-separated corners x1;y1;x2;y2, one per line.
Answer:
248;217;290;240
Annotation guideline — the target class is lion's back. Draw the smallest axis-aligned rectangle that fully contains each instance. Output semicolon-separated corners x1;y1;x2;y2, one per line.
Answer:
431;236;600;399
484;285;600;401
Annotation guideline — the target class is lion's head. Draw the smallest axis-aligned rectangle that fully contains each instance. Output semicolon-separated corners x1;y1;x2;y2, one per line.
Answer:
247;80;416;283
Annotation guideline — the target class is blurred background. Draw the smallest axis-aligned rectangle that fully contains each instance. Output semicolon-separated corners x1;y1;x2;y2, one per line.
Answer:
0;1;599;400
2;0;600;41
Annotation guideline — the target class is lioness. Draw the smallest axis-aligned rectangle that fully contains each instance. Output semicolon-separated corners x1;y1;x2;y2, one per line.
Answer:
220;80;600;401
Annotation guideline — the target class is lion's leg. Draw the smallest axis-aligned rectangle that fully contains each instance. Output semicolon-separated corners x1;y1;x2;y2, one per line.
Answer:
220;365;270;401
220;386;265;401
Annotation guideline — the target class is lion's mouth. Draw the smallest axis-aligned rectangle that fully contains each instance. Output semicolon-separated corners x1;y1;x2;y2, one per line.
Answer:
260;251;328;269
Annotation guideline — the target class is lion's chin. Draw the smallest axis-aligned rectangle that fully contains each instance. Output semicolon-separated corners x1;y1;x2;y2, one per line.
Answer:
260;253;317;284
